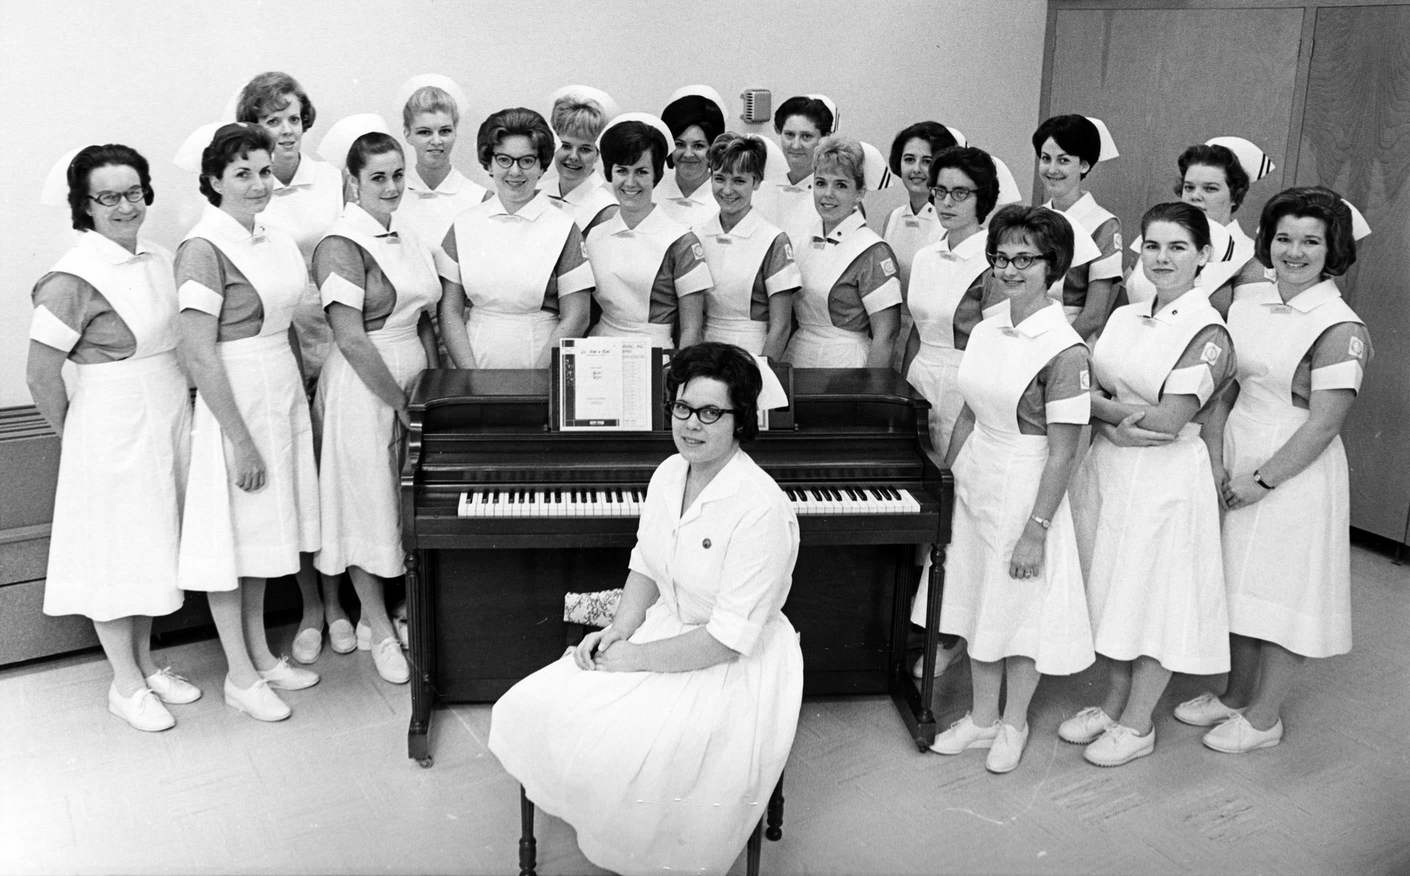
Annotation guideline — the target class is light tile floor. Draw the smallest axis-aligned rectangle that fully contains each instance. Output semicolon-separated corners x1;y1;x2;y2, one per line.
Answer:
2;545;1408;875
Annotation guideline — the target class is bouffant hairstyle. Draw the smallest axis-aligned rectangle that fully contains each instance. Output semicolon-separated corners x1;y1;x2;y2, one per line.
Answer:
772;96;834;137
550;97;607;142
402;85;460;129
67;143;155;231
706;133;767;180
600;121;669;185
928;146;1000;224
198;123;274;207
665;342;763;441
1174;143;1252;213
1254;186;1358;278
812;136;866;189
476;107;554;172
236;71;317;130
986;204;1075;286
1031;114;1101;177
887;121;959;175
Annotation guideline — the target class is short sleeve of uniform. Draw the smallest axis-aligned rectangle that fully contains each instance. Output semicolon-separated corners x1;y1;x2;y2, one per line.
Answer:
554;223;594;296
1310;321;1372;393
762;232;801;296
667;232;713;297
434;226;461;284
854;242;903;314
1162;324;1235;406
1088;216;1123;281
29;273;91;352
1041;344;1091;425
174;238;228;316
704;500;798;656
313;236;369;310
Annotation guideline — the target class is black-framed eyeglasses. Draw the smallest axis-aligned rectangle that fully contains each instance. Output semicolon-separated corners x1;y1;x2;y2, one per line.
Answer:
986;251;1050;271
492;153;539;170
929;185;974;203
88;186;145;208
670;401;735;425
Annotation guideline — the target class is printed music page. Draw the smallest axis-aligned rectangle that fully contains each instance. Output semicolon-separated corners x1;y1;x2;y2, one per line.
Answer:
558;337;653;431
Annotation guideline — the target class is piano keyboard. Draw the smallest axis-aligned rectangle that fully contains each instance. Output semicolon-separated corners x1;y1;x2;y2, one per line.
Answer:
457;486;923;518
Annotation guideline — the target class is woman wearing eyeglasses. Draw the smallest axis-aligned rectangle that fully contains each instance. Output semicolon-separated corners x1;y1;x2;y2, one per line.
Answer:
930;205;1094;774
490;342;801;875
437;107;594;369
29;144;199;732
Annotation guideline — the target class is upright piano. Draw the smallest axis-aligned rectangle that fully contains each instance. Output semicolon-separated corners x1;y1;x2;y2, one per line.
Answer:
400;367;954;766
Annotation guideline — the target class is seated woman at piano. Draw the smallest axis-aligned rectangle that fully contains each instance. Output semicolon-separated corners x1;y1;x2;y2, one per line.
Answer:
489;342;802;876
930;204;1095;774
782;136;901;368
436;107;594;368
697;132;800;358
310;121;441;684
586;114;712;348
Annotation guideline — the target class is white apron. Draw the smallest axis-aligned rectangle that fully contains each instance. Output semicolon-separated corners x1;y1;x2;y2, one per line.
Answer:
884;202;943;371
43;236;190;621
1070;293;1230;673
784;214;878;368
1125;218;1246;306
178;208;320;591
314;207;441;577
938;304;1094;675
1222;281;1360;657
699;209;796;356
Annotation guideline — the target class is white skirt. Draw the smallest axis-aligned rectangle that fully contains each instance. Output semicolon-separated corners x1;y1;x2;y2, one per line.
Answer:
489;604;803;876
179;332;320;591
704;318;768;356
1222;404;1351;657
938;423;1094;675
44;351;190;621
589;316;674;347
467;308;558;369
1070;426;1230;674
782;324;868;368
905;342;964;456
314;324;425;578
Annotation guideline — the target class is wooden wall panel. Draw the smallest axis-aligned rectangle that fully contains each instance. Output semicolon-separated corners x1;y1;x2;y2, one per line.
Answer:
1297;4;1410;541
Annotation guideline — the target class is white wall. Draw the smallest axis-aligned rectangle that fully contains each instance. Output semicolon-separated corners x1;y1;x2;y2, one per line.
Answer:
0;0;1047;407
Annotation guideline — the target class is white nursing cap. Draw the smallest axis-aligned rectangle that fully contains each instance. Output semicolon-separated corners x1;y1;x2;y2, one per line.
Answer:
396;74;470;122
173;122;225;173
805;93;840;131
1343;198;1372;240
547;84;621;122
942;125;968;148
40;147;84;207
219;84;245;125
1042;206;1101;268
990;155;1024;207
317;113;393;172
598;112;675;151
754;355;789;410
761;136;790;184
663;84;728;128
1205;136;1275;181
1083;116;1119;162
858;141;893;190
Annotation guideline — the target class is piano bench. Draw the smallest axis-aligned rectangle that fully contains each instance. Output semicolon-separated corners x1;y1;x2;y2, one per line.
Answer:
516;773;786;876
563;588;623;646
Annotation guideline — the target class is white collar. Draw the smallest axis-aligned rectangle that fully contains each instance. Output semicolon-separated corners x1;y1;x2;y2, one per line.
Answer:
487;190;552;221
1282;279;1343;313
816;209;867;243
272;153;323;191
671;448;752;523
199;203;271;245
1139;287;1214;325
703;207;762;239
660;173;711;204
999;300;1070;338
341;202;399;236
780;173;814;193
937;226;986;258
78;229;156;263
406;164;467;196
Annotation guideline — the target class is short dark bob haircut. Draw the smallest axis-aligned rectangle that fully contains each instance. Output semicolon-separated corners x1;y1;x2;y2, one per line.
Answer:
665;342;763;442
600;121;669;186
706;132;767;180
1140;201;1213;252
1174;143;1252;213
1031;114;1101;177
476;107;554;172
986;204;1075;287
236;71;317;131
888;121;959;175
663;95;725;148
928;146;1000;224
67;144;155;231
347;132;404;178
772;96;834;137
1254;185;1358;278
199;123;275;207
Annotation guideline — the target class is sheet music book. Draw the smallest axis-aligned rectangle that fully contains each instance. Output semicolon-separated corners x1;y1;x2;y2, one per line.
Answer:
556;337;655;431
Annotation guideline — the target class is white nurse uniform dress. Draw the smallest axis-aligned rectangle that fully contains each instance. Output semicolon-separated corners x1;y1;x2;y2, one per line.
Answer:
543;168;619;236
312;204;440;578
33;232;190;621
488;450;802;876
884;201;944;371
1124;218;1249;306
1044;193;1122;324
394;164;488;259
754;173;818;258
697;207;800;355
655;172;718;229
586;205;712;346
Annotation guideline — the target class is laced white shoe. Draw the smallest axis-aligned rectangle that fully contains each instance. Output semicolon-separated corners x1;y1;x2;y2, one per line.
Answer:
223;676;291;722
1083;723;1155;767
291;627;322;664
1058;706;1116;744
1203;714;1283;753
985;723;1030;774
144;667;202;705
1174;692;1240;727
928;713;999;755
371;637;410;684
108;684;175;732
258;657;320;691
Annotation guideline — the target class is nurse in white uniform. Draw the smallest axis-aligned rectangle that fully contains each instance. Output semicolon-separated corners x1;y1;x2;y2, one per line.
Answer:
437;107;594;368
176;124;321;722
657;85;726;228
1176;187;1372;754
587;115;711;348
312;126;440;684
697;133;800;358
29;144;200;732
1061;203;1236;767
755;94;837;251
489;343;801;876
930;205;1094;774
393;74;489;256
782;136;901;368
1032;114;1122;339
542;85;620;235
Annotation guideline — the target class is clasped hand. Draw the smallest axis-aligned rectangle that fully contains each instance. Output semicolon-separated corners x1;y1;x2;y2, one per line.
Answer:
573;627;641;672
1103;411;1175;448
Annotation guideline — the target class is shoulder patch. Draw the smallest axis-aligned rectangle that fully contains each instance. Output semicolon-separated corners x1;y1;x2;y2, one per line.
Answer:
1111;231;1122;250
880;257;897;277
580;240;588;259
1349;334;1365;359
1079;369;1091;391
784;243;794;261
1200;341;1222;366
691;242;704;260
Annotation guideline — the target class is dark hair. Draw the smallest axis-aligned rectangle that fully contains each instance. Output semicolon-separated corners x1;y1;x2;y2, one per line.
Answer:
347;132;404;178
706;132;767;180
665;342;763;441
928;146;1000;223
600;121;668;185
887;121;959;175
986;204;1074;286
236;71;317;130
1254;186;1358;278
199;123;274;206
476;107;554;172
67;144;154;231
1031;114;1100;177
662;95;725;149
1173;143;1251;213
1140;201;1212;252
772;96;834;137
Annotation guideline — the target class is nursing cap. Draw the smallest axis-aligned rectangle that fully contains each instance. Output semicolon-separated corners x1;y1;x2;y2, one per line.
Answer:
40;147;84;207
1041;206;1102;268
761;137;790;184
859;141;893;190
661;85;727;137
1084;116;1119;162
1206;136;1275;181
317;113;393;171
547;84;621;123
991;155;1024;207
174;122;225;173
806;93;840;132
754;355;789;410
1343;198;1372;241
599;112;675;151
396;73;469;121
942;125;968;148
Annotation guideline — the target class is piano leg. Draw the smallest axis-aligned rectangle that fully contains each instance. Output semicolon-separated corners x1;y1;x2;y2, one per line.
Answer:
407;548;435;767
890;542;943;751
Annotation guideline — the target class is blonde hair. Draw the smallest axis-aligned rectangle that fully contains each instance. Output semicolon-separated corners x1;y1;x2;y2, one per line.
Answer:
402;85;459;129
813;135;866;189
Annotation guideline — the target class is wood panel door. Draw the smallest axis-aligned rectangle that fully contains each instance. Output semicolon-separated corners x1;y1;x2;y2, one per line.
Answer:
1296;4;1410;542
